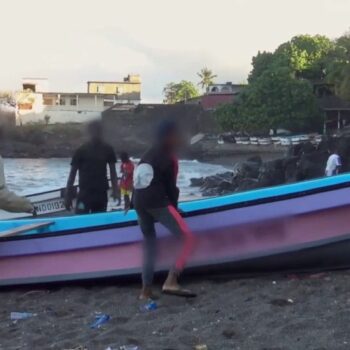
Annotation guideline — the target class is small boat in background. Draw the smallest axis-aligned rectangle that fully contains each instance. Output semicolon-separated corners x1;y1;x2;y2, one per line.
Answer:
1;175;350;286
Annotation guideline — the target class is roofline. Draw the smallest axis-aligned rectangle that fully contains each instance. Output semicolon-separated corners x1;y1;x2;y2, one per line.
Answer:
22;77;48;80
37;92;136;97
87;81;141;84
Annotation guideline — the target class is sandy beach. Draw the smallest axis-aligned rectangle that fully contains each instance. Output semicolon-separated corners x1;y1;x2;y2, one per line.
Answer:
0;270;349;350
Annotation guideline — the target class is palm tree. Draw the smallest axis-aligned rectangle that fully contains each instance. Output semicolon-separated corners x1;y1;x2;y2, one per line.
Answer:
197;67;217;92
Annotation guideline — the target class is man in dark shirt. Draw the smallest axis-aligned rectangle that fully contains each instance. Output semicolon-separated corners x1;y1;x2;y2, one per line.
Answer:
133;120;196;299
65;120;119;214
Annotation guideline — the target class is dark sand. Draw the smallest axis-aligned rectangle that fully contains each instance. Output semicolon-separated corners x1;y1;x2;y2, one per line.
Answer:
1;271;349;350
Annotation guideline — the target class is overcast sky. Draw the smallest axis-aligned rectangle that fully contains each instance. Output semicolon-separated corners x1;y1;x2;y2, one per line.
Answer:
1;0;349;102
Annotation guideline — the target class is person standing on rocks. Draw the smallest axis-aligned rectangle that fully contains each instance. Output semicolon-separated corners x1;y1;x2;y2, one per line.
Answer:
325;147;342;177
132;120;196;300
65;120;120;214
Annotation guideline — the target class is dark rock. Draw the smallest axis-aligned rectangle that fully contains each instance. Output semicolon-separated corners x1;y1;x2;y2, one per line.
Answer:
190;177;205;187
222;328;237;339
258;159;285;187
298;151;328;180
247;155;263;164
234;160;261;179
235;178;260;192
269;298;293;307
218;180;236;193
283;157;300;183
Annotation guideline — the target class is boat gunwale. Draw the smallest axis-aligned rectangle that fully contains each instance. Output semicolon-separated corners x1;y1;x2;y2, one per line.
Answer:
1;177;350;242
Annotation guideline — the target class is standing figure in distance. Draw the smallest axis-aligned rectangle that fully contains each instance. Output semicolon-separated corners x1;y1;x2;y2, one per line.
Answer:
325;147;342;177
133;120;196;299
119;151;134;211
65;120;119;214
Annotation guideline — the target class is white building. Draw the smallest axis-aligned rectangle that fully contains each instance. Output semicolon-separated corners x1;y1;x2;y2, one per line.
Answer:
16;77;140;125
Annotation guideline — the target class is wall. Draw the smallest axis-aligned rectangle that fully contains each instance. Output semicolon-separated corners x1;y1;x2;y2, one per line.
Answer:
0;104;16;127
102;104;219;156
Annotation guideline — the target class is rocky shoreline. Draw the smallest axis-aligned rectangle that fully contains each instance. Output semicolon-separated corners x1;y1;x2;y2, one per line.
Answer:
191;137;348;196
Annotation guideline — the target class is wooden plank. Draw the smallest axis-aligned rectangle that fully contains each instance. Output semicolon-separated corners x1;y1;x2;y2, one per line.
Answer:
0;221;54;238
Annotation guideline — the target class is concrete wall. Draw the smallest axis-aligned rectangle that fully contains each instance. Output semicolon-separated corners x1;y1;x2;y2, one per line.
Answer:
17;106;102;125
102;104;219;156
0;104;16;127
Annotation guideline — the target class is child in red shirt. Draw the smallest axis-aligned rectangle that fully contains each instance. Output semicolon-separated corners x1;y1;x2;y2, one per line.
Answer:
120;152;134;210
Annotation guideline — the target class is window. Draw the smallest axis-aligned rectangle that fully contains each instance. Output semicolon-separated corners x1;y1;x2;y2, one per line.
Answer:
103;99;114;107
43;98;53;106
70;97;77;106
59;97;65;105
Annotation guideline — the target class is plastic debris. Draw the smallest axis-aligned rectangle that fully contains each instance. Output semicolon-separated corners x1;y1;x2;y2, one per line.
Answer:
90;314;110;329
119;346;140;350
194;345;208;350
270;298;294;307
139;300;158;312
10;312;36;320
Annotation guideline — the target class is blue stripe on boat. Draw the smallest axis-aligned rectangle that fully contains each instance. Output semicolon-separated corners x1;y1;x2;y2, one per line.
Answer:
1;174;349;235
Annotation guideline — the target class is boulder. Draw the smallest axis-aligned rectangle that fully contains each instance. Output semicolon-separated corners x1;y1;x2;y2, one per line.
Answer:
235;178;260;192
234;160;261;179
298;151;328;180
190;177;205;187
258;159;285;187
283;157;300;183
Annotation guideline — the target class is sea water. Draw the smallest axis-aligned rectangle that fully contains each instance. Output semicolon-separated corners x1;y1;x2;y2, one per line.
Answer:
3;158;229;198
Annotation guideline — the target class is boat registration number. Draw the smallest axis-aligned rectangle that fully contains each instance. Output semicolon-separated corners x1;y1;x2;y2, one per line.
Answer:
34;199;65;215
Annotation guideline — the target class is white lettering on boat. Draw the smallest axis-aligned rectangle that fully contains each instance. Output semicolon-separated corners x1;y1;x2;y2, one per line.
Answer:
34;199;65;214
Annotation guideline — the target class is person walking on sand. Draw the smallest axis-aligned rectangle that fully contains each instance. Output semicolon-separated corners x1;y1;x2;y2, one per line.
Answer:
132;120;196;300
65;120;120;214
325;148;342;177
119;151;134;211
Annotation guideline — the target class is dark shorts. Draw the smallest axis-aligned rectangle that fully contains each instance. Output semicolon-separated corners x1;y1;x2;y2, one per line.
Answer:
76;191;108;214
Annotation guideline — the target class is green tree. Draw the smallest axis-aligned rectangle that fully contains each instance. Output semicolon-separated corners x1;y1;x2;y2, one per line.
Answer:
276;35;333;80
163;82;177;104
197;67;217;91
248;51;278;83
216;67;320;133
325;33;350;99
163;80;199;103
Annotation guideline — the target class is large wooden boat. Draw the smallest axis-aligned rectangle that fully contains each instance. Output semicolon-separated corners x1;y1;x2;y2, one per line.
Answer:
1;175;350;286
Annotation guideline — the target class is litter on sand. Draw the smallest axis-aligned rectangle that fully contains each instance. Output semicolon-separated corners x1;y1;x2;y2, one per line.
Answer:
139;300;158;312
10;312;36;320
194;345;208;350
90;314;110;329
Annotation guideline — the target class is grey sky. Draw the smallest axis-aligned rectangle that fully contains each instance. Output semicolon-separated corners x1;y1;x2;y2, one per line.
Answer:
1;0;349;102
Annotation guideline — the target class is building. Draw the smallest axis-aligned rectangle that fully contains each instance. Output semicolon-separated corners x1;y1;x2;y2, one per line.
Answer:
183;82;245;110
16;75;141;125
87;74;141;101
